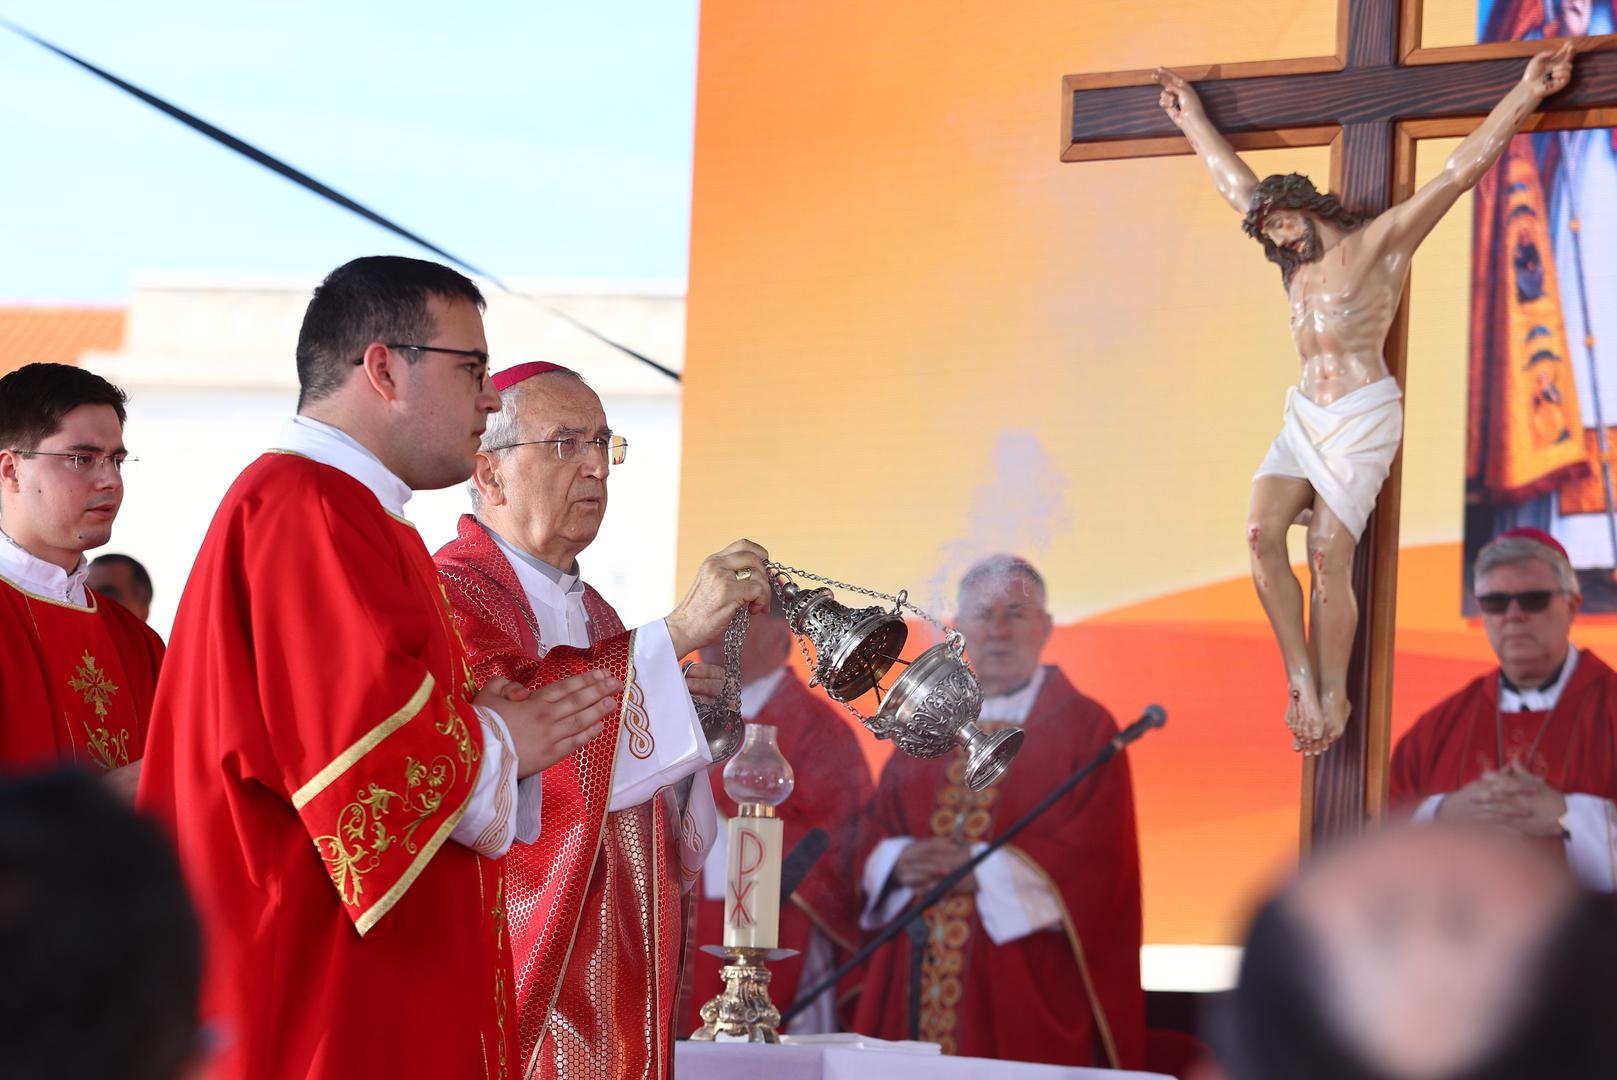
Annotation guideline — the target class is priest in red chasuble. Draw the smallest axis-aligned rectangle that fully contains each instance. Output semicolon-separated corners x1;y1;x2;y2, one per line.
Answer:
0;363;161;798
137;258;616;1080
1393;528;1617;891
680;598;873;1034
433;361;771;1080
851;555;1145;1069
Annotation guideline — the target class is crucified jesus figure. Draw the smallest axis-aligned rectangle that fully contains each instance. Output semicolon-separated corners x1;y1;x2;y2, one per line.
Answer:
1155;42;1576;756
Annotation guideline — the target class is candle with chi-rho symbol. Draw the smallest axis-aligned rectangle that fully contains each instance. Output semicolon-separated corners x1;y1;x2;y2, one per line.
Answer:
722;723;795;949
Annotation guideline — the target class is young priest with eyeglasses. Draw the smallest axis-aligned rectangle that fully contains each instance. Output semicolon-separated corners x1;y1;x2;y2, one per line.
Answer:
1393;527;1617;890
138;257;632;1080
0;363;160;801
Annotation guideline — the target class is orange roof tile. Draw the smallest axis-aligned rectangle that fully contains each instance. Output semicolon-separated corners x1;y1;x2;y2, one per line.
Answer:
0;307;126;375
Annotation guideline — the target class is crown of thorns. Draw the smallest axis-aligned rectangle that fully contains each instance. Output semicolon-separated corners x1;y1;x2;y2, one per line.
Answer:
1241;173;1362;239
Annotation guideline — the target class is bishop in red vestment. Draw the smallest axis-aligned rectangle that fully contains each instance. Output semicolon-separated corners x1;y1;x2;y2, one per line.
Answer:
137;259;609;1080
851;557;1145;1068
681;602;873;1034
436;361;771;1080
1392;528;1617;892
0;363;161;789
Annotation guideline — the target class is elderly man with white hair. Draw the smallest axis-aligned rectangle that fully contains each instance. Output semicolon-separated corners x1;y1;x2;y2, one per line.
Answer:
1392;527;1617;892
434;360;771;1080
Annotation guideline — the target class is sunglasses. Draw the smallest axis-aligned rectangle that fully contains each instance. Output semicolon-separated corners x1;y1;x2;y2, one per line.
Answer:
1476;590;1563;615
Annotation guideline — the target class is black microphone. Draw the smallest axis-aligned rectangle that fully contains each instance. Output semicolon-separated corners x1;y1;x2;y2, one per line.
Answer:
779;827;830;902
1114;704;1167;749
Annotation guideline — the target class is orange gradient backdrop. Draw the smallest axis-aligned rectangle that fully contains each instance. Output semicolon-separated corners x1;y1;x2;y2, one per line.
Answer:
676;1;1617;945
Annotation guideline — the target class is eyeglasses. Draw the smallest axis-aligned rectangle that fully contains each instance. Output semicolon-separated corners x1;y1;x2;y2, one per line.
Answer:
488;435;628;465
1476;590;1563;615
8;450;136;473
350;344;491;368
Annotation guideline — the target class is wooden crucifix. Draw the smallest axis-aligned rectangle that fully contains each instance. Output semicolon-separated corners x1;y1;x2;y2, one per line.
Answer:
1060;0;1617;848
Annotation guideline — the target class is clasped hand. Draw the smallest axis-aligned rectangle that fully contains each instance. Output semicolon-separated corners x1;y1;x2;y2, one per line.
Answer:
1437;763;1568;838
894;836;979;895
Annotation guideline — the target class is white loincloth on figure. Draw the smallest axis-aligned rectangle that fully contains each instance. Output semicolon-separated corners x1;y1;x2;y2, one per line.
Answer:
1254;376;1404;541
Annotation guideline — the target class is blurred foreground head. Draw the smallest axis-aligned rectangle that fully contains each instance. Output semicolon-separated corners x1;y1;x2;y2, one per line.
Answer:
0;769;203;1079
1216;825;1617;1080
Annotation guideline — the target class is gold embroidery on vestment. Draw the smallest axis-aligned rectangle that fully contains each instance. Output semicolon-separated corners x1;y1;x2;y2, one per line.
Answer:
353;792;470;937
82;724;131;770
439;697;481;779
69;651;118;717
493;870;510;1080
69;652;131;769
916;755;999;1054
292;673;435;810
291;672;478;936
2;573;99;612
623;674;655;759
313;752;454;908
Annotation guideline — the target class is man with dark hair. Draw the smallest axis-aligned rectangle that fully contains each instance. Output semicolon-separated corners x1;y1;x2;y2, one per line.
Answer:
0;768;203;1080
1153;45;1575;757
89;552;154;622
1215;825;1617;1080
138;256;625;1080
293;252;489;410
851;555;1145;1068
0;362;162;798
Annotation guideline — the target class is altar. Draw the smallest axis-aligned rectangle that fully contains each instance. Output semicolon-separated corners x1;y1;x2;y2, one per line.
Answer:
675;1039;1175;1080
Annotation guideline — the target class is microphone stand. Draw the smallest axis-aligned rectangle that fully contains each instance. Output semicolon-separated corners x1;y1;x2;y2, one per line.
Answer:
781;706;1165;1028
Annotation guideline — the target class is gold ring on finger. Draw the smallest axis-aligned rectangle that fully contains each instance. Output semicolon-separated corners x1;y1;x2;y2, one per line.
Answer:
734;567;753;581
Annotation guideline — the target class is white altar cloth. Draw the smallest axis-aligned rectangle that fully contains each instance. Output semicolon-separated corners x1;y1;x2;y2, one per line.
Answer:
675;1039;1174;1079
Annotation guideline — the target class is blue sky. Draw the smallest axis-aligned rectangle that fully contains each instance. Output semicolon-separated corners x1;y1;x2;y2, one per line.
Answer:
0;1;699;301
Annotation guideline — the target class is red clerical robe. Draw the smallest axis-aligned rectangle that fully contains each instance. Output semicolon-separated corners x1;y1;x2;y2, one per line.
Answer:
680;669;873;1033
0;578;162;771
1391;649;1617;809
851;666;1145;1069
435;514;685;1080
138;455;513;1080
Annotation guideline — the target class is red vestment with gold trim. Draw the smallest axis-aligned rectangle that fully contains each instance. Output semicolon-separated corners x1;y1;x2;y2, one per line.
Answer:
0;579;162;771
436;514;687;1080
138;455;513;1080
679;669;872;1032
1391;650;1617;809
850;667;1145;1068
